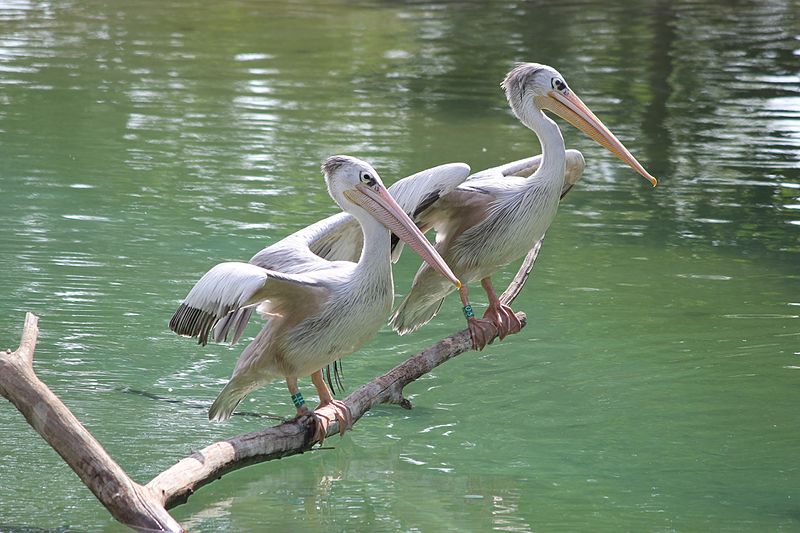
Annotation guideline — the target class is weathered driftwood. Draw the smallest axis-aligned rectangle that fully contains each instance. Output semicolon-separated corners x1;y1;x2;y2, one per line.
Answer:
0;313;183;532
0;236;546;532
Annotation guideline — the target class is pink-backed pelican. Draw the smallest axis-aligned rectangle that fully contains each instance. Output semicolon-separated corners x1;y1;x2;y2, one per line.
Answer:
169;156;461;442
389;63;658;349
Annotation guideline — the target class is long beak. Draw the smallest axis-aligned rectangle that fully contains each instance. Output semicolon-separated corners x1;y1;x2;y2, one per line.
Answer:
536;91;658;187
346;184;462;289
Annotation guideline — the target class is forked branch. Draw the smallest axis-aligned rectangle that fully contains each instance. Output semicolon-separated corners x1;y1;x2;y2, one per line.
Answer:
0;234;547;531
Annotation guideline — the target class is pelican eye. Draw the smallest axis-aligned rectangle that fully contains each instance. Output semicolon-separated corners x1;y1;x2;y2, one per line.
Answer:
551;78;568;93
359;171;376;185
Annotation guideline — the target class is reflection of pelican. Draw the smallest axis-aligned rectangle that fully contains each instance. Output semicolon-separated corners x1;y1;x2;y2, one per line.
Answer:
169;156;461;442
390;63;658;349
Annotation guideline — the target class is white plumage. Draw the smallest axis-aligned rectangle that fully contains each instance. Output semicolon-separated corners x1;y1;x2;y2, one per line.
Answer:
169;156;461;441
387;63;657;349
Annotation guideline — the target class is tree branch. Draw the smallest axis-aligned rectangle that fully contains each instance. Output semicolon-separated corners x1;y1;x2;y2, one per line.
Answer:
500;237;544;306
9;311;38;365
0;314;182;532
1;232;547;529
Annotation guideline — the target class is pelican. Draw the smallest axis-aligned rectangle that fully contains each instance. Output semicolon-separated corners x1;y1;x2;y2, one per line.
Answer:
169;156;461;442
389;63;658;349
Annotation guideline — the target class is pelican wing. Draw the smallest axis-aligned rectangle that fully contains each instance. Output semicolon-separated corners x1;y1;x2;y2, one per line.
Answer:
169;261;329;346
304;162;472;263
204;162;471;345
368;163;470;263
389;162;472;220
468;154;544;180
560;149;586;198
204;215;354;345
241;163;471;271
280;212;362;264
467;150;584;197
385;162;471;261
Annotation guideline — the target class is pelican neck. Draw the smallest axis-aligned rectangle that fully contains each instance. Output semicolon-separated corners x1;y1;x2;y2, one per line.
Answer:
354;214;393;274
520;105;567;187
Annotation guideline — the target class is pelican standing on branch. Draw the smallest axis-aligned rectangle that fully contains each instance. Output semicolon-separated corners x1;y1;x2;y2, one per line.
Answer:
389;63;658;349
169;156;461;442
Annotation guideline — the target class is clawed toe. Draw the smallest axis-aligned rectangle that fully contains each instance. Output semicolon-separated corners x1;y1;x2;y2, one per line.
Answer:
465;303;523;350
328;399;352;435
311;399;352;444
310;411;330;444
467;317;497;351
483;303;521;340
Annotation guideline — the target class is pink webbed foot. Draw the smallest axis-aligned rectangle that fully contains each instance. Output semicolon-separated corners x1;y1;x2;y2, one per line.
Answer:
483;303;522;341
467;317;497;351
311;399;353;445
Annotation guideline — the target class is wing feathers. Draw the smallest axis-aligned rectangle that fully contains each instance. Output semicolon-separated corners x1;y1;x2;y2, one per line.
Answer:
169;262;326;346
212;307;254;345
169;262;270;345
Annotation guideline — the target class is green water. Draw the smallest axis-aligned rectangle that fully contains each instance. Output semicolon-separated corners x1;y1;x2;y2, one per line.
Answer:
1;0;798;531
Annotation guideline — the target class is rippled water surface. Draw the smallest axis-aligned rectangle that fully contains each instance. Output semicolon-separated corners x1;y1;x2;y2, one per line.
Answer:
1;1;798;531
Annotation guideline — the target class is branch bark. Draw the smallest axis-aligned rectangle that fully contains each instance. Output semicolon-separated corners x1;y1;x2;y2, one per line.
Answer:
1;235;548;530
0;313;183;532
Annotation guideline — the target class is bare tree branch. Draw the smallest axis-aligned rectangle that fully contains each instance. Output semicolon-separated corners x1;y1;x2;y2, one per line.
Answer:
12;311;38;365
146;317;526;510
501;237;544;306
0;314;182;532
1;232;547;530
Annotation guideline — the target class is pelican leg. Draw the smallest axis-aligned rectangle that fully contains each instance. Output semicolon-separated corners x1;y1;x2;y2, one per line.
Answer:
286;376;311;418
480;277;522;340
458;284;495;351
309;370;352;444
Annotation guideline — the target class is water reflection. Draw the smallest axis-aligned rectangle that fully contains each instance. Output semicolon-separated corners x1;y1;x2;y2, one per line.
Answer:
0;0;798;531
174;437;537;532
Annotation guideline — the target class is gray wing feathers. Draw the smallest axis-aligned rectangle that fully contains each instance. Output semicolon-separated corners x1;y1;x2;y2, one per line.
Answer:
304;213;363;263
212;307;253;345
169;261;325;346
386;162;471;261
307;162;471;263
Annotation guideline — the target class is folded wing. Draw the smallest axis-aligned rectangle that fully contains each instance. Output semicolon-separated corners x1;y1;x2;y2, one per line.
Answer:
467;151;583;198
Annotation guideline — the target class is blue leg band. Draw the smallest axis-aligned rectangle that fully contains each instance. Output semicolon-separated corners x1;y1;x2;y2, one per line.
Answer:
291;392;305;408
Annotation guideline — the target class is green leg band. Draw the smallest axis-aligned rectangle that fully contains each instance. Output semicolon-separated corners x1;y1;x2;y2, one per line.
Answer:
291;392;305;408
463;305;475;319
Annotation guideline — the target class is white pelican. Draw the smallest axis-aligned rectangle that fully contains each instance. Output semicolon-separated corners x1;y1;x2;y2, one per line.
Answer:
389;63;658;349
169;156;461;442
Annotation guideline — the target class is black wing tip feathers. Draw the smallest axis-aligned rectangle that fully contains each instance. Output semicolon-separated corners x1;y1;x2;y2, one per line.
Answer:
169;302;220;346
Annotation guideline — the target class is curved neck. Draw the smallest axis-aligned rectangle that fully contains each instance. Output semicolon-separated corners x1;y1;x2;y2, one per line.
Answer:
518;103;567;185
354;214;392;276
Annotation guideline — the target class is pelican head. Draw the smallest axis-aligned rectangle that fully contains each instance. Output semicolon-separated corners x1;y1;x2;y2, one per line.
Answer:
502;63;657;187
321;155;461;288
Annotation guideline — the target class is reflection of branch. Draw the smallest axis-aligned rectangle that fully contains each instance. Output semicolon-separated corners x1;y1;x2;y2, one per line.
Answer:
0;231;547;530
